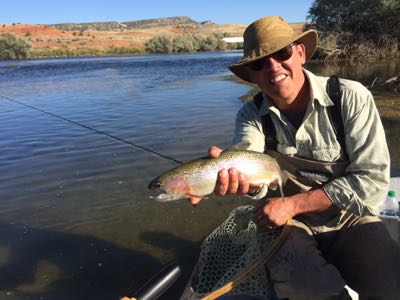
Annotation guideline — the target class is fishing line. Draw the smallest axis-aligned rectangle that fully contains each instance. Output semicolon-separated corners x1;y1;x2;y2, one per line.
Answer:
0;94;183;164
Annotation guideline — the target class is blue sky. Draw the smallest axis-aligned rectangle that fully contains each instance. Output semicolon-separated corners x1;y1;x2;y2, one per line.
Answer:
2;0;314;25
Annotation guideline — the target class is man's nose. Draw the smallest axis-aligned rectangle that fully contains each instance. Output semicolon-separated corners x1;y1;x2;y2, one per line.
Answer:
265;56;282;71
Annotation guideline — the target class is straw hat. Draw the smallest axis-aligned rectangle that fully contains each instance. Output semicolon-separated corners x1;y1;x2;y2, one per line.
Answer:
228;16;318;83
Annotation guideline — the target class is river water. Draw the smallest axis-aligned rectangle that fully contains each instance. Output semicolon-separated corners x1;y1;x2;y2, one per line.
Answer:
0;52;399;299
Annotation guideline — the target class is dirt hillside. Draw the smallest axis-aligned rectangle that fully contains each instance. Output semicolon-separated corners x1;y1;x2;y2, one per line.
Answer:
0;17;305;55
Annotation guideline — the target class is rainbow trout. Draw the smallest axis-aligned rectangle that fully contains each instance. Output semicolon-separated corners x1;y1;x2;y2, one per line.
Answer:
148;142;284;202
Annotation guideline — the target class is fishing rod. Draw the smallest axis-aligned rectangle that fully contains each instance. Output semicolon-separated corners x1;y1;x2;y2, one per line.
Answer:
0;94;183;164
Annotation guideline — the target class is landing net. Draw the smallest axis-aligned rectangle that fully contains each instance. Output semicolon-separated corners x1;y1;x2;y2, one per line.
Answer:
181;205;288;300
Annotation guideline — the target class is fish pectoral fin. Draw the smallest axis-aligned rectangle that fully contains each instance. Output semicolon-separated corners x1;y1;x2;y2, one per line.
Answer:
268;181;278;190
186;192;205;199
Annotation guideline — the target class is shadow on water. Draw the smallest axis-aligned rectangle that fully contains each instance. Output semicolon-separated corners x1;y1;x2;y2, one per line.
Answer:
139;231;203;299
0;222;199;300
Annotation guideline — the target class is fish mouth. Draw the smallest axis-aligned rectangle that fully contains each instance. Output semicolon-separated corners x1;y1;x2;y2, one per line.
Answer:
149;192;182;202
148;178;181;202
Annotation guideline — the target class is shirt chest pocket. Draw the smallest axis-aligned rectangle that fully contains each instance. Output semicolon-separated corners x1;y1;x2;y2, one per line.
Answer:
299;116;345;162
310;146;342;162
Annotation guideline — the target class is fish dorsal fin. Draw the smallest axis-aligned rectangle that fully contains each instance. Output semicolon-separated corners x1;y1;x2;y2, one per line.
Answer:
227;141;251;151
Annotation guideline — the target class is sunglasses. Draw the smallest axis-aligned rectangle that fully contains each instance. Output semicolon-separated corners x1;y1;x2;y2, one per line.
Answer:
247;43;297;71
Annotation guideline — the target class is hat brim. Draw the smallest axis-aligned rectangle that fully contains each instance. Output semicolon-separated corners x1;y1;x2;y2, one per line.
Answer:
229;29;318;83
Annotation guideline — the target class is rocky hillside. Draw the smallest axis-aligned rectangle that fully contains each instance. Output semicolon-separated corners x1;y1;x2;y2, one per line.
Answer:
49;16;200;32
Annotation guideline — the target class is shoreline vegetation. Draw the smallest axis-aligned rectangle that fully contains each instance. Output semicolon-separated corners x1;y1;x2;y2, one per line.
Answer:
0;1;399;64
0;17;247;60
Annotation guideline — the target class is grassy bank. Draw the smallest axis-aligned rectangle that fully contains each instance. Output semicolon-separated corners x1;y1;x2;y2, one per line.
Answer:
27;46;144;58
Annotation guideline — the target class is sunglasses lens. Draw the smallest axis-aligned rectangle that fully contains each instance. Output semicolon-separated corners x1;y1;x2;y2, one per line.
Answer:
247;44;295;71
248;59;266;71
272;45;294;61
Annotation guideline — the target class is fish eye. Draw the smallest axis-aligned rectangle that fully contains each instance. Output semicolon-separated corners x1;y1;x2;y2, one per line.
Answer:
156;182;162;188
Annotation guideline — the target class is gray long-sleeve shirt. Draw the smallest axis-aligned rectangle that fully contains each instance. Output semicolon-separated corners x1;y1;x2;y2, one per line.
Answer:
234;69;390;216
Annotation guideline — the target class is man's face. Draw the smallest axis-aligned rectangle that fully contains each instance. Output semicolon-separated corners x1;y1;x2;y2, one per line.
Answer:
247;43;306;105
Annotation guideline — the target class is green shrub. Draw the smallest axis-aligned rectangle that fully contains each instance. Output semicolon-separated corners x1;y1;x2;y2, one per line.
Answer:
145;35;173;53
146;32;227;54
198;33;226;52
0;33;31;60
172;34;196;52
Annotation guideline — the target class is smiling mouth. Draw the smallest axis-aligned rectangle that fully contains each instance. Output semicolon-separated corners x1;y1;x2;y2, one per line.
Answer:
270;74;287;83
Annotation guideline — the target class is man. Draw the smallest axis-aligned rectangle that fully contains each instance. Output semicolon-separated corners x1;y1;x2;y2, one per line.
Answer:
189;16;399;299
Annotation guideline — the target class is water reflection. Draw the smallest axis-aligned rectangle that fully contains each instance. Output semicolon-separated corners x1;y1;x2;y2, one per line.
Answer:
306;60;400;87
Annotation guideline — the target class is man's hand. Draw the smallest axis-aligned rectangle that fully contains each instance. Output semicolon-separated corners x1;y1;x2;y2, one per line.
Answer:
253;197;296;227
188;146;258;205
253;189;334;228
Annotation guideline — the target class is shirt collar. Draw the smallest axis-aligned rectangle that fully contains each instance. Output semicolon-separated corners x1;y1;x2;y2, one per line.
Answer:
259;93;280;117
304;69;334;107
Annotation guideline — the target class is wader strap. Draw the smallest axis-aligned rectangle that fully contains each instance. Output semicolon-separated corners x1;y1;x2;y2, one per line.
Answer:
253;92;277;151
327;75;347;159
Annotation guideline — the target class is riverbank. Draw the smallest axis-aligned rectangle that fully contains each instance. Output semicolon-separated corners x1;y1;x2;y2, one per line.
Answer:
0;21;248;58
0;18;309;59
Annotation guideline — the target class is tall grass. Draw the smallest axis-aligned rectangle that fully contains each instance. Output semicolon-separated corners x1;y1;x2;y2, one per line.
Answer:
314;33;399;63
28;46;144;58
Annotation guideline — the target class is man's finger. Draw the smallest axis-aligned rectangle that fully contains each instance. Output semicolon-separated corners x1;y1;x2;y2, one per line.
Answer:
209;146;223;158
215;169;229;196
228;168;239;194
237;172;249;195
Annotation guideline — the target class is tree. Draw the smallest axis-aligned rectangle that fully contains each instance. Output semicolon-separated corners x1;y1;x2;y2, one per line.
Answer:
307;0;400;40
306;0;400;60
0;33;31;60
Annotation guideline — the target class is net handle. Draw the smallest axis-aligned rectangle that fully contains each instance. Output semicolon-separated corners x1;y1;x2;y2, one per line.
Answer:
201;218;293;300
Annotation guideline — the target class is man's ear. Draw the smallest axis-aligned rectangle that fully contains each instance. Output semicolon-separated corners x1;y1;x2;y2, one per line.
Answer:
296;43;307;64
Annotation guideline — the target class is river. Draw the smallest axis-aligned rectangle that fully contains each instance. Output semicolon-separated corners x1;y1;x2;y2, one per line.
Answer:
0;52;399;299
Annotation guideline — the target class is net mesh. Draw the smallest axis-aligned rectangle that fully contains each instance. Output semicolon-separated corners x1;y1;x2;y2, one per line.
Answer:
181;205;284;300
